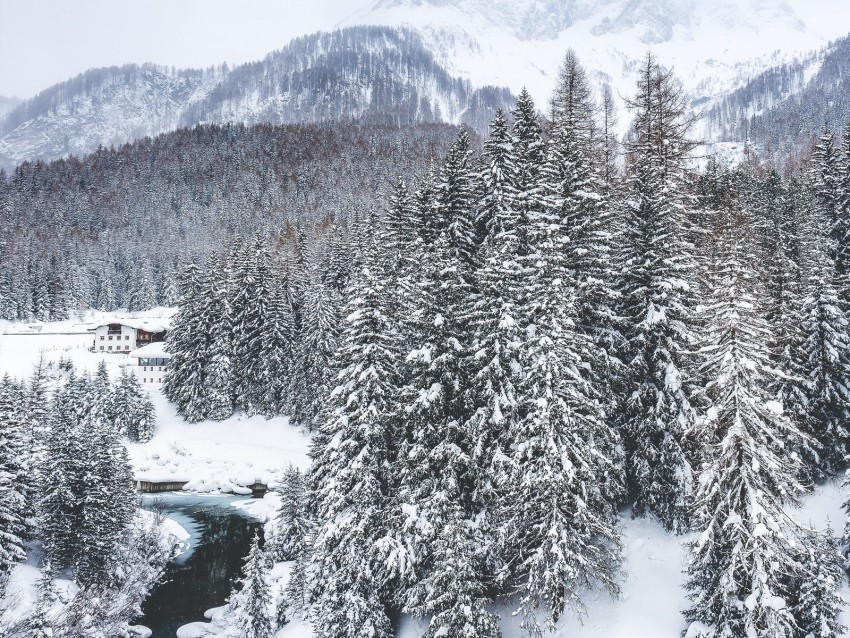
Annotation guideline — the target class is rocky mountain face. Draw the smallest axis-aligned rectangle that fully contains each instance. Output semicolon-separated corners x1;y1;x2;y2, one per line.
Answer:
0;26;512;171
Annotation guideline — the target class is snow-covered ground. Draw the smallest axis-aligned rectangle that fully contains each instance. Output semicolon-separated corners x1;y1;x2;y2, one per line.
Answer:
0;310;312;495
2;313;847;636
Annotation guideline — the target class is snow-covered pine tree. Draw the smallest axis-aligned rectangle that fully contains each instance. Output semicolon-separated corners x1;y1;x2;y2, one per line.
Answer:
127;259;156;311
112;369;156;442
289;276;338;427
39;372;89;570
269;465;309;562
263;270;296;418
200;254;234;421
799;132;850;472
25;564;57;637
266;466;312;618
792;525;846;638
836;123;850;297
235;532;274;638
492;86;624;628
76;387;136;586
229;234;286;417
163;259;211;421
399;128;499;637
618;53;699;532
543;49;624;434
683;192;834;638
464;107;523;583
308;228;406;638
0;375;28;590
752;173;810;456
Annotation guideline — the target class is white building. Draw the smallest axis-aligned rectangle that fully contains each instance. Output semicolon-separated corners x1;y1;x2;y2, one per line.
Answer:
89;319;168;354
128;342;171;385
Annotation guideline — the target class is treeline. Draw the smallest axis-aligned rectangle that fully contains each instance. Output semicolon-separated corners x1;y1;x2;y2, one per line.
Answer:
0;121;460;322
706;34;850;171
0;26;513;169
0;361;168;636
166;50;850;637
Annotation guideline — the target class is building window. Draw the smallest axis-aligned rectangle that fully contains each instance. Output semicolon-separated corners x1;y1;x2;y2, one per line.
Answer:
125;345;129;350
108;346;112;351
126;335;130;340
100;336;104;341
108;336;113;341
100;346;104;351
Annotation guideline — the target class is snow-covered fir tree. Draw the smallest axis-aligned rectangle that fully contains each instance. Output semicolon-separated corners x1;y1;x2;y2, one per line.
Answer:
683;189;838;638
38;370;136;587
235;532;274;638
618;53;698;532
398;128;500;637
163;260;210;421
0;376;29;591
289;277;338;428
111;369;156;442
496;156;623;631
793;526;846;638
799;131;850;472
308;227;407;638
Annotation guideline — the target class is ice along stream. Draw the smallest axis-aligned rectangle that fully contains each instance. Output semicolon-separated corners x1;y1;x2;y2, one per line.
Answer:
137;493;264;637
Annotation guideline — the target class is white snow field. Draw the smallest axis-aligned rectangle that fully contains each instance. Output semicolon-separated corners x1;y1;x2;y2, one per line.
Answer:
1;313;847;636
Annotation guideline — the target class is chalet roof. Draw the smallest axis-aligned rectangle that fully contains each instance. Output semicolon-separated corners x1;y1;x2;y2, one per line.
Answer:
87;317;170;333
128;342;170;359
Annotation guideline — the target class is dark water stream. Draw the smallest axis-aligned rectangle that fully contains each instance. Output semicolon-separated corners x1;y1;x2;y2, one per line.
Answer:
136;494;264;637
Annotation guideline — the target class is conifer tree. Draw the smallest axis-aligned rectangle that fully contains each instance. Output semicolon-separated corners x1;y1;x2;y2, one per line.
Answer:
163;260;210;421
544;49;624;427
236;532;274;638
793;526;846;638
618;53;698;532
399;129;498;637
269;465;310;563
684;196;833;638
112;369;156;442
0;376;28;589
308;231;405;638
289;277;338;427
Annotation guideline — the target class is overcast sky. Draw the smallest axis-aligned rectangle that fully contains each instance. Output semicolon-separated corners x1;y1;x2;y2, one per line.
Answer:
0;0;369;99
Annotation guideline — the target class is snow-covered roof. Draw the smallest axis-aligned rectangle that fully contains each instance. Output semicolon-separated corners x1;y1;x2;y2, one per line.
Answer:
87;317;170;332
128;342;170;359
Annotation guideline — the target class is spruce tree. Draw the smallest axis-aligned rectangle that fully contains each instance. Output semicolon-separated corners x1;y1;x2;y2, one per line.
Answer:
236;532;274;638
163;260;210;421
793;526;846;638
269;465;310;563
399;129;498;637
289;277;337;427
112;369;156;442
308;231;404;638
800;132;850;472
684;195;835;638
201;255;234;421
0;376;28;589
618;53;698;532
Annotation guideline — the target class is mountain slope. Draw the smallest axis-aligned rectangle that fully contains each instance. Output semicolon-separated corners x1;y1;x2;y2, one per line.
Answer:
703;33;850;167
2;0;849;170
0;26;512;170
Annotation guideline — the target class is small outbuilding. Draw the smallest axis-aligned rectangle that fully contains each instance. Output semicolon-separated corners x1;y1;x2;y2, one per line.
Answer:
128;342;171;385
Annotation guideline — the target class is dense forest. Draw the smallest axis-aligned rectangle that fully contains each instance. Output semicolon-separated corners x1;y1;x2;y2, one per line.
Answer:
1;33;849;637
0;122;461;320
153;50;850;637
